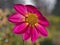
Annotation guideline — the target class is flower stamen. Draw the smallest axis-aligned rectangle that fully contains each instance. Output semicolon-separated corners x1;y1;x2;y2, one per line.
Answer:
25;13;38;27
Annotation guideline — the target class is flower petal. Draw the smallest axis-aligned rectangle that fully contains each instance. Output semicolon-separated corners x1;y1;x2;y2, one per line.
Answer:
38;18;49;27
26;5;49;26
31;27;39;42
8;13;25;23
23;26;31;40
13;23;29;34
35;24;48;36
14;4;27;15
25;5;42;17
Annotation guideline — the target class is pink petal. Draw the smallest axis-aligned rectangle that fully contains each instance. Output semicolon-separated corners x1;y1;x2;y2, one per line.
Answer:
25;5;42;17
26;5;49;26
8;13;25;23
38;18;49;27
23;26;31;40
13;23;29;34
35;24;48;36
14;4;27;15
31;27;39;42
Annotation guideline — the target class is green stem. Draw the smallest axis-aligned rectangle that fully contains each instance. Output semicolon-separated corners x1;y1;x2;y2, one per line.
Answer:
21;35;24;45
22;40;24;45
33;43;36;45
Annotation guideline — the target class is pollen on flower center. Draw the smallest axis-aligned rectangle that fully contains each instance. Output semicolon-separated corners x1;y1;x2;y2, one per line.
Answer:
25;13;38;27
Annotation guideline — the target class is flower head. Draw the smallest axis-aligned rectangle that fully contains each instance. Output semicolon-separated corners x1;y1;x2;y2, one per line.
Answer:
8;4;49;42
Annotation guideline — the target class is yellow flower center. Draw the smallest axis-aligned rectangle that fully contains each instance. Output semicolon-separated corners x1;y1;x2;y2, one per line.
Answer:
25;13;38;27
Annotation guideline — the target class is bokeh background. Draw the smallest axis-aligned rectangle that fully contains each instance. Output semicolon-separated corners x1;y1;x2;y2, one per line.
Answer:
0;0;60;45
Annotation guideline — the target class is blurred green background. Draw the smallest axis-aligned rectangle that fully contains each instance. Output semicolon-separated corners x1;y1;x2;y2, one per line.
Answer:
0;0;60;45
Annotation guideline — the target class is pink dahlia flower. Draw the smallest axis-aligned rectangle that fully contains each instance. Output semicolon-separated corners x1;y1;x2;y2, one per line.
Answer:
8;4;49;42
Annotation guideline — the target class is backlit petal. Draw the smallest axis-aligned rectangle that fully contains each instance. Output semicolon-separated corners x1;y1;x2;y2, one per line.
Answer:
25;5;42;17
14;4;27;15
35;24;48;36
13;23;29;34
38;18;49;27
31;27;39;42
23;26;31;40
26;5;49;26
8;13;25;23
